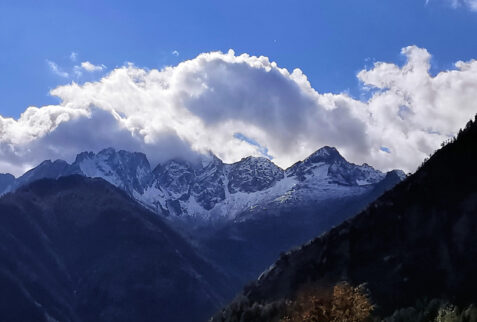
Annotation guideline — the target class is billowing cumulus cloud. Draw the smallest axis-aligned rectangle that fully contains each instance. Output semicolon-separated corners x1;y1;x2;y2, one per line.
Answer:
2;46;477;176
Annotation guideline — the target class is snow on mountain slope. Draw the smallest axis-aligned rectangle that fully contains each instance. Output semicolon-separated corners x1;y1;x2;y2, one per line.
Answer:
73;148;153;195
2;146;405;222
192;154;227;210
138;146;401;221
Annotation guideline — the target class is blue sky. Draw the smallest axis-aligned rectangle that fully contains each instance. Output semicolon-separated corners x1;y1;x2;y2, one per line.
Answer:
1;0;477;118
1;0;477;176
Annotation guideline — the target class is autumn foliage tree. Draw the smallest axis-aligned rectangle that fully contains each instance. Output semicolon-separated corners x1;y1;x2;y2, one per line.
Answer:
281;282;374;322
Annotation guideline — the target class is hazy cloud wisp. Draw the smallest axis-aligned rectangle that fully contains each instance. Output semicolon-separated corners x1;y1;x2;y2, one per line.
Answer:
46;60;69;78
450;0;477;10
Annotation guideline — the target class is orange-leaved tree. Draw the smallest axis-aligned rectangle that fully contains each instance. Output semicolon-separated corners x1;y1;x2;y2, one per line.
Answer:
281;282;374;322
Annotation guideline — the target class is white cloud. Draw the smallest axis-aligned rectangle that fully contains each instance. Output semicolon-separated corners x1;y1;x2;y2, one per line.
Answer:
46;60;69;78
47;57;106;79
80;61;105;72
172;50;180;56
3;47;477;176
357;46;477;170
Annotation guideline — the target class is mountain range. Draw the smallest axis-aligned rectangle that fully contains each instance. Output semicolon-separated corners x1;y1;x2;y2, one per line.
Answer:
0;146;405;223
0;145;406;321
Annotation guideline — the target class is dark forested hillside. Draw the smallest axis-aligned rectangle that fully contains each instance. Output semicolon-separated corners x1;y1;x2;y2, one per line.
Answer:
213;116;477;321
0;175;232;322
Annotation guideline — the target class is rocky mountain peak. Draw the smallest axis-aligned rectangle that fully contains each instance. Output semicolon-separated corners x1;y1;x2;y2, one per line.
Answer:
305;146;344;164
198;151;224;169
74;151;95;163
227;156;284;193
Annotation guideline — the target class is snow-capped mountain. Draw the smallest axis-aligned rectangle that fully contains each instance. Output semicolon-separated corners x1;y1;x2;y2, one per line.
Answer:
286;146;386;185
73;148;154;195
0;146;405;222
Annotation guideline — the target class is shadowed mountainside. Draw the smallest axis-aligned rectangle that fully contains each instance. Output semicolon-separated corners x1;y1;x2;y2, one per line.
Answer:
0;175;233;322
213;116;477;321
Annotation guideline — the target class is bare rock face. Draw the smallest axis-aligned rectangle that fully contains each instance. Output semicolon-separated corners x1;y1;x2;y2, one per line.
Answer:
227;156;284;193
191;155;227;210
